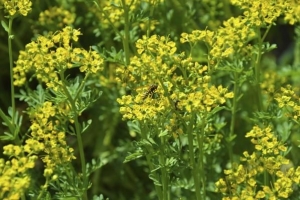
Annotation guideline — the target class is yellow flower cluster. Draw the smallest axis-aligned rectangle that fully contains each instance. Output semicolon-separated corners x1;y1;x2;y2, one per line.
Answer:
231;0;300;26
38;6;76;28
181;16;256;61
13;26;104;90
261;70;287;96
274;85;300;120
230;0;283;26
0;0;32;16
117;35;233;125
0;101;75;199
181;0;300;63
0;145;37;199
216;126;300;199
284;0;300;25
116;35;177;86
91;0;164;29
28;101;76;179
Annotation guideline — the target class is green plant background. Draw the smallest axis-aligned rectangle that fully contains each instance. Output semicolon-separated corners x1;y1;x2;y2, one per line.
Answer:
1;0;300;199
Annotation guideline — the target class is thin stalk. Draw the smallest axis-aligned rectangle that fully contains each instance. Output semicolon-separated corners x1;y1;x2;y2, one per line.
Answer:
293;26;300;68
146;0;156;38
59;71;88;200
159;136;169;200
264;170;269;187
196;112;206;199
255;26;273;186
97;2;129;60
74;73;89;101
98;1;131;64
8;17;16;135
261;24;272;43
254;28;263;111
222;0;232;18
254;25;272;112
228;72;238;164
73;109;87;198
121;0;131;65
187;112;201;200
140;123;163;200
37;178;49;199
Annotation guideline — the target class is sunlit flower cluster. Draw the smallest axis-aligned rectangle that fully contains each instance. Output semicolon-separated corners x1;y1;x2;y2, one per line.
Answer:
230;0;285;26
91;0;164;29
261;70;287;96
231;0;300;26
0;146;37;199
216;126;300;199
181;16;256;61
38;6;76;28
0;0;32;16
28;101;76;179
274;85;300;121
116;35;177;86
117;34;233;129
13;26;104;90
283;0;300;25
0;101;76;198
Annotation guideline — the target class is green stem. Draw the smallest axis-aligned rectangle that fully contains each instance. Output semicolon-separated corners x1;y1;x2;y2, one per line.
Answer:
187;112;201;200
261;24;272;43
37;178;49;199
140;123;163;200
98;0;131;65
8;17;16;135
254;28;263;111
146;0;156;38
264;170;269;186
223;0;232;18
254;25;272;112
228;72;238;164
196;112;206;199
74;109;87;198
59;71;88;200
293;26;300;67
121;0;131;65
74;73;89;101
97;0;131;64
159;136;169;200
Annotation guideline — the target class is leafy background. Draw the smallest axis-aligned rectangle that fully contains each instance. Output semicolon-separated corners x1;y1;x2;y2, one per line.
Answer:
1;0;300;199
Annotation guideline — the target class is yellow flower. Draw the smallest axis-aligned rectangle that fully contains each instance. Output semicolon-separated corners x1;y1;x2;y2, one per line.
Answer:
14;26;103;89
2;0;32;16
38;6;75;28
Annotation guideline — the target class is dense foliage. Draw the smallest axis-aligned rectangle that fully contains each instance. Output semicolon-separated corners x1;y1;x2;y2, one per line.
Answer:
1;0;300;199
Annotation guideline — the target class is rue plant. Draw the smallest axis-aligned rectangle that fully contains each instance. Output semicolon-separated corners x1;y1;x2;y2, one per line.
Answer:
1;0;300;200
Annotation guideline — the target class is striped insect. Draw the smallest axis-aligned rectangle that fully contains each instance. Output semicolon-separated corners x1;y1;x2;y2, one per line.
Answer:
142;84;158;100
174;99;180;110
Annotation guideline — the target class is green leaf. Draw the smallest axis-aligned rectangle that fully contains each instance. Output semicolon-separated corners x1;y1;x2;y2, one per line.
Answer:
92;194;108;200
81;119;92;134
225;134;237;142
158;129;168;137
149;173;162;186
1;20;8;32
123;151;143;163
0;132;14;140
127;121;141;135
0;107;22;141
58;197;78;200
166;157;177;167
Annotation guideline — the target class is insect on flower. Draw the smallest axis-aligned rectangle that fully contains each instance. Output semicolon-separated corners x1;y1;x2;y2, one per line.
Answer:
174;99;180;110
142;84;158;100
